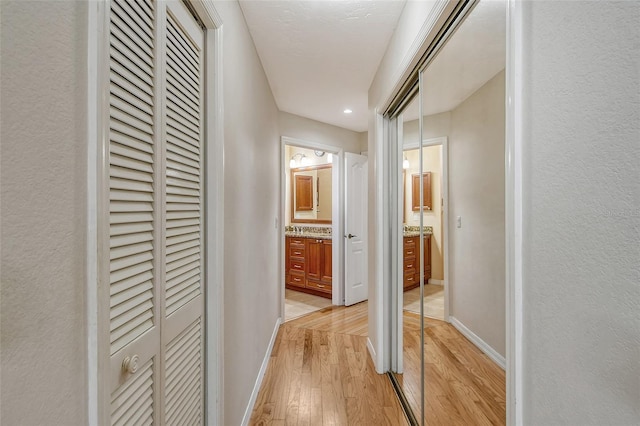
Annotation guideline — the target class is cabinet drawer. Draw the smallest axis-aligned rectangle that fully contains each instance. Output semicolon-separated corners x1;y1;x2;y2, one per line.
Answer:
290;260;305;272
306;279;331;294
404;260;416;271
289;271;305;288
404;237;416;248
289;246;305;258
289;238;306;246
404;246;417;258
403;272;416;287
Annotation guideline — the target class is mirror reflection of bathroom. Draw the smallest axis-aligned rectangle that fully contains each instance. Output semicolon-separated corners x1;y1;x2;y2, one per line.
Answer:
402;143;445;322
284;144;334;321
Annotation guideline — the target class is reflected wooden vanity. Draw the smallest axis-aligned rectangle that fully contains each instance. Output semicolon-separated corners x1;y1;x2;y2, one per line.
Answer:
403;234;431;291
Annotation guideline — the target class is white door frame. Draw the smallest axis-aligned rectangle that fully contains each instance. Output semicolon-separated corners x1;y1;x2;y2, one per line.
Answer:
86;1;225;424
280;136;345;318
401;136;450;323
371;0;524;424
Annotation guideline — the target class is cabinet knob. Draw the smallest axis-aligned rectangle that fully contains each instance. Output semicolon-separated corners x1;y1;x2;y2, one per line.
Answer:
122;354;140;375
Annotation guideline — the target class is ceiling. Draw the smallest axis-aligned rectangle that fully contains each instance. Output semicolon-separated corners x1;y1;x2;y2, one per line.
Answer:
403;0;506;121
239;0;406;132
239;0;505;133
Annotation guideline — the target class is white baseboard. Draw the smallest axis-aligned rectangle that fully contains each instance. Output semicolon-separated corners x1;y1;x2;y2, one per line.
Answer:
366;337;382;374
241;317;282;426
449;316;506;370
428;279;443;285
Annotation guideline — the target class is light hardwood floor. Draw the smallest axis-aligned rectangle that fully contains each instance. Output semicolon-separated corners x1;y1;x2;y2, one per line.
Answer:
395;312;506;425
249;303;408;425
250;302;505;426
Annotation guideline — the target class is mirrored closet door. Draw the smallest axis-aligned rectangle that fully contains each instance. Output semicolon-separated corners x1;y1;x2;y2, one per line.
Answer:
388;1;507;424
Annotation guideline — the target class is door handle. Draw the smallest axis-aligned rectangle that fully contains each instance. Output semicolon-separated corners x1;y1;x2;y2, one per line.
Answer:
346;234;357;239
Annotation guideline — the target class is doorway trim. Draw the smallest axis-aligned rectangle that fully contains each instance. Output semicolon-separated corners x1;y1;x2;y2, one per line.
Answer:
280;136;345;319
401;136;450;323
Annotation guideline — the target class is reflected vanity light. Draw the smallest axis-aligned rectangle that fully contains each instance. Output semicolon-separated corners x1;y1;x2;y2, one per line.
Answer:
403;156;410;169
290;153;310;168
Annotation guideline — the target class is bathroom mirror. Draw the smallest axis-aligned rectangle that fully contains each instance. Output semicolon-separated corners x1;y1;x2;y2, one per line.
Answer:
291;164;332;224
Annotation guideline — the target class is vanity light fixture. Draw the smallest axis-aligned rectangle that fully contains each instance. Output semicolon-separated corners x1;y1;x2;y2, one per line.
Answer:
403;156;410;169
314;150;325;157
343;108;353;114
290;153;310;168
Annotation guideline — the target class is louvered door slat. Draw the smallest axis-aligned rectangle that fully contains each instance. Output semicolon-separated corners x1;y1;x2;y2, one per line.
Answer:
165;38;199;88
111;270;153;297
110;231;153;249
165;319;202;425
167;159;199;177
111;11;154;60
167;64;200;109
167;116;200;146
111;120;154;147
167;90;199;124
166;21;199;70
111;167;154;184
111;0;153;40
111;360;154;426
166;77;199;115
110;48;153;90
110;60;153;100
110;280;153;307
167;141;200;163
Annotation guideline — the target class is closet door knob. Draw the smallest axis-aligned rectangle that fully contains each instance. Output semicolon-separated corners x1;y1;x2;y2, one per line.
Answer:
122;354;140;375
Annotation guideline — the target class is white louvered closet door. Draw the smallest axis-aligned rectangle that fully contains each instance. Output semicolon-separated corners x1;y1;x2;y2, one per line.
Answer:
162;2;205;425
106;0;204;424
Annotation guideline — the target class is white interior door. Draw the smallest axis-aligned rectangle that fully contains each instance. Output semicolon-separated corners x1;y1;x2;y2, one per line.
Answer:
344;152;368;306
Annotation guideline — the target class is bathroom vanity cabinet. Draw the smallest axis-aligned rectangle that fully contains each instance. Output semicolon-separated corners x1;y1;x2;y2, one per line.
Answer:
285;236;332;298
403;235;431;291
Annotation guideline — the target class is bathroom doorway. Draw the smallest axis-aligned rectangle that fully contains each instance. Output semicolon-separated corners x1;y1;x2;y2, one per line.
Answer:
401;137;449;323
280;137;344;322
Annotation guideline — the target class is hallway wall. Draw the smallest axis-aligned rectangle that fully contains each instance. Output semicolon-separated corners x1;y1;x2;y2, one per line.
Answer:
1;1;89;423
279;111;362;153
216;1;281;424
449;70;505;358
520;2;639;423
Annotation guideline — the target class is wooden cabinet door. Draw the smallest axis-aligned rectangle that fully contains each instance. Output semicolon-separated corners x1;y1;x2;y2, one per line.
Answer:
306;239;322;281
320;240;332;283
285;237;291;284
295;175;314;211
411;172;432;211
423;235;431;282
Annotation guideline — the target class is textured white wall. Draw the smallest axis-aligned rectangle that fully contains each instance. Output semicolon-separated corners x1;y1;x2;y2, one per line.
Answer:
449;70;505;357
521;2;640;424
0;1;88;424
215;1;282;424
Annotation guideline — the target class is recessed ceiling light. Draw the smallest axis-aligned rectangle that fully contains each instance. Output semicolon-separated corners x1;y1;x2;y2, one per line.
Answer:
343;109;353;114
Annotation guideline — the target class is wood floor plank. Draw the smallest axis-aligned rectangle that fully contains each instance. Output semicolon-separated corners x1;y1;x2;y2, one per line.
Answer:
250;301;504;426
395;310;506;425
